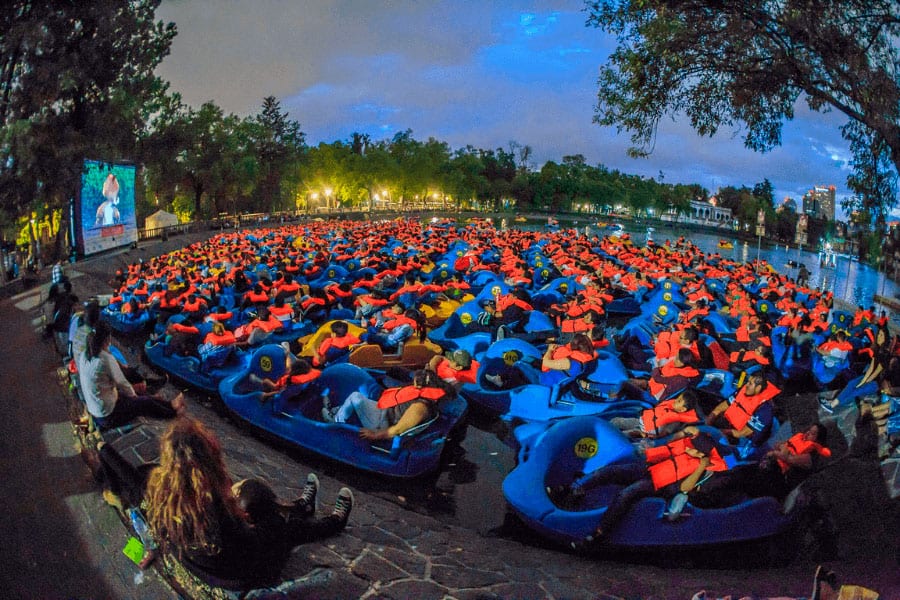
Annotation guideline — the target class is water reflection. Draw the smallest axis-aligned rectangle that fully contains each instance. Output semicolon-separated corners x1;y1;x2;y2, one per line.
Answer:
621;225;900;318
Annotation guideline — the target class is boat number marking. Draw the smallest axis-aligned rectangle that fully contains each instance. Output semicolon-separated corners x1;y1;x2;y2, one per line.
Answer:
574;437;598;459
260;356;273;373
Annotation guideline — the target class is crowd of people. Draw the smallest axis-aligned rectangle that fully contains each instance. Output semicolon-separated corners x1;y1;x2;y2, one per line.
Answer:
52;216;894;596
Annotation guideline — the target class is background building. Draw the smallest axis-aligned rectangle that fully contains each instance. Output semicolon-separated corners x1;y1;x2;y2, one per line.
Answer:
803;185;836;221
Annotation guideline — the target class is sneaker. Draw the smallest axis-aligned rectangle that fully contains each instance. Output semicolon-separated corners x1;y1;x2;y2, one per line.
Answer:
321;407;335;422
546;484;569;504
818;397;836;414
663;492;689;521
332;487;353;525
485;373;504;387
297;473;318;516
496;326;506;340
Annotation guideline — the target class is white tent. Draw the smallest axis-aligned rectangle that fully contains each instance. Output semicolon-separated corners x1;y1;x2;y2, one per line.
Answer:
144;209;179;230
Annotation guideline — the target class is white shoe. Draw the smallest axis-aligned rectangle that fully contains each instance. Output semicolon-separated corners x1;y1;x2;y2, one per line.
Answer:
485;373;503;387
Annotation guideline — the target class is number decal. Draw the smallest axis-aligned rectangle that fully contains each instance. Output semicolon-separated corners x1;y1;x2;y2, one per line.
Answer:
574;437;598;459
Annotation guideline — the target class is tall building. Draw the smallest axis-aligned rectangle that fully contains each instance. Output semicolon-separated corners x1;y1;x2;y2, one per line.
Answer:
802;185;836;221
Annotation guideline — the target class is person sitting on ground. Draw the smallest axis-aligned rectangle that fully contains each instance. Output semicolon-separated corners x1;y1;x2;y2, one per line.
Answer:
549;432;729;545
78;323;185;429
540;333;596;387
427;348;479;389
312;320;361;366
95;417;353;588
325;369;451;441
705;370;780;446
608;389;701;440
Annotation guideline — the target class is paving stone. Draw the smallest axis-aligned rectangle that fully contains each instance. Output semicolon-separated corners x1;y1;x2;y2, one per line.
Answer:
350;548;409;583
452;589;505;600
376;578;449;600
481;581;551;600
431;563;506;589
369;544;429;578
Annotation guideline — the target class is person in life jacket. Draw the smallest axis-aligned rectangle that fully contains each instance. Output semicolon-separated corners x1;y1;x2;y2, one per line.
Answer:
249;358;321;401
427;348;480;389
313;320;361;366
540;334;596;387
815;329;853;369
616;347;701;402
691;423;831;510
706;371;779;446
549;432;728;543
609;389;701;439
328;369;451;441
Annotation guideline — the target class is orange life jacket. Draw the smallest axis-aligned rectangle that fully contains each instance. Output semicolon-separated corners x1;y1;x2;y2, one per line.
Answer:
639;399;700;436
541;346;595;371
436;358;479;384
646;438;728;491
776;432;832;474
496;294;533;313
724;381;780;430
204;330;236;346
376;385;446;409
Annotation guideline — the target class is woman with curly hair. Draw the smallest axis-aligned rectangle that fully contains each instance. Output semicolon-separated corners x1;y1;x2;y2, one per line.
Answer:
97;417;353;589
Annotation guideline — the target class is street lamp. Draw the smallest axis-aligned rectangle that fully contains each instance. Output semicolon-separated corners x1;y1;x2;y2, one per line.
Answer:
309;192;319;216
324;187;333;213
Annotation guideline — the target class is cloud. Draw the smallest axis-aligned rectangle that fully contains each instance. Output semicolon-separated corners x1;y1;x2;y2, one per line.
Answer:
155;0;858;215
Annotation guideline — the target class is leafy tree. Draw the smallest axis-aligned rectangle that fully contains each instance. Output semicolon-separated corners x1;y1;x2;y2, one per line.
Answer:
0;0;175;258
587;0;900;164
586;0;900;234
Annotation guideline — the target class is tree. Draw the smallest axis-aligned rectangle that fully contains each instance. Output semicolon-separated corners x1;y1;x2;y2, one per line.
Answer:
0;1;175;258
253;96;305;212
586;1;900;223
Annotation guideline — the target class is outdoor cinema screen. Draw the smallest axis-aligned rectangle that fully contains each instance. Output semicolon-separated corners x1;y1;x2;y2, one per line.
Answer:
76;159;138;256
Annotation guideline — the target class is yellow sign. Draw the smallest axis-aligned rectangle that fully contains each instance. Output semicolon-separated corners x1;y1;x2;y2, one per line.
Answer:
574;437;598;459
460;312;473;325
260;356;273;373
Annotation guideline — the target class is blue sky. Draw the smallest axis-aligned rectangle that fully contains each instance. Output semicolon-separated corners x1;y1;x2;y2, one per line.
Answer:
156;0;856;214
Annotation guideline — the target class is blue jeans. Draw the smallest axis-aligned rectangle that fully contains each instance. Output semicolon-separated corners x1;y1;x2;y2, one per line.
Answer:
334;391;388;430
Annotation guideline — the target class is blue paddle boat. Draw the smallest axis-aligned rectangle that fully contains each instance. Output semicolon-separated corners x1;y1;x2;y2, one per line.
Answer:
218;348;468;478
503;416;801;548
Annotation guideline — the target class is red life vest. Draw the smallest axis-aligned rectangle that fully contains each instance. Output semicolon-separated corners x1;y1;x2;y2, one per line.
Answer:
496;294;533;312
647;362;700;398
776;432;832;473
561;319;592;333
280;368;321;387
316;334;361;361
170;322;199;334
268;304;294;320
206;311;233;322
435;358;479;384
245;290;269;304
724;381;780;430
182;298;203;313
204;330;236;346
646;439;727;491
376;385;446;409
541;346;595;371
639;399;700;436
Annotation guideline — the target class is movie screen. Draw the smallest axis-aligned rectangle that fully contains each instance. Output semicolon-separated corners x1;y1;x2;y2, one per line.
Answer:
76;159;138;256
